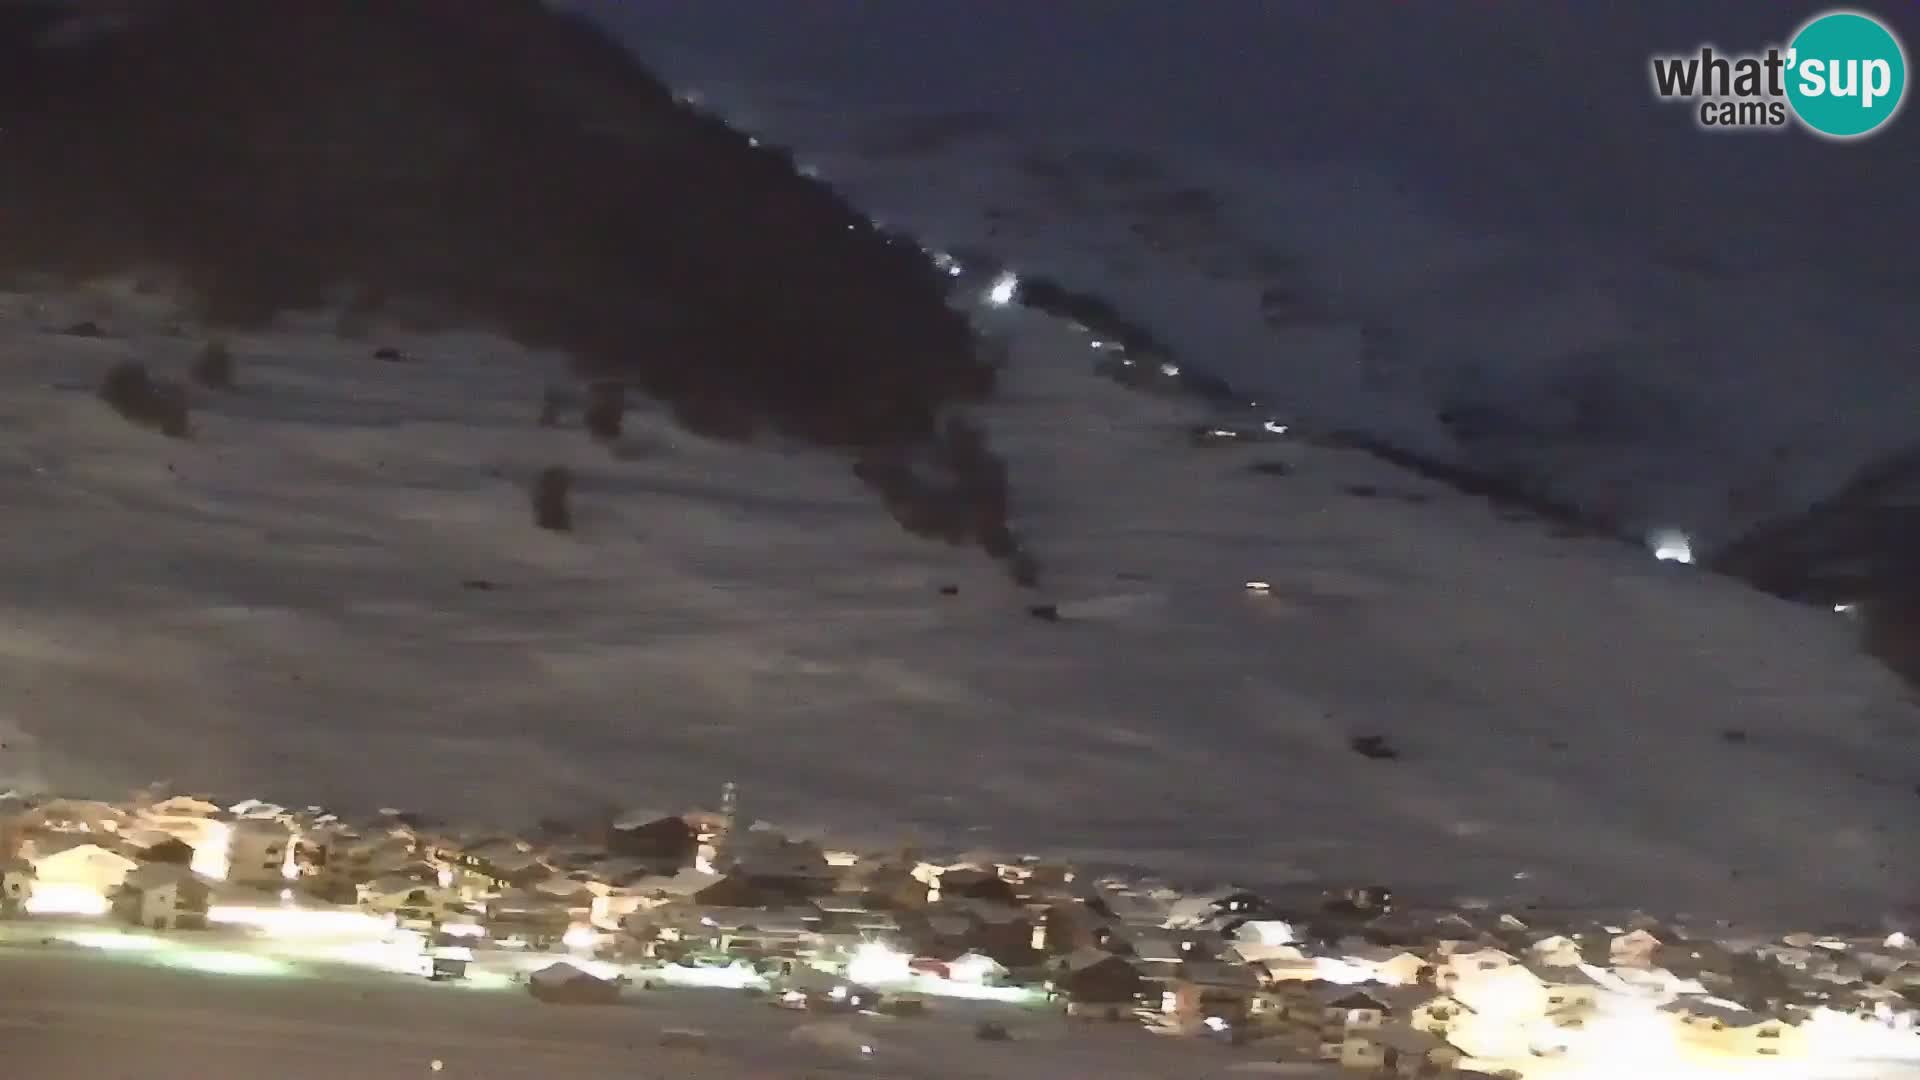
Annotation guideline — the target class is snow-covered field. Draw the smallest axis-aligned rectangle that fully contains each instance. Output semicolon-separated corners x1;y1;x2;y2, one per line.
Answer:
0;938;1251;1080
3;281;1916;927
583;2;1920;550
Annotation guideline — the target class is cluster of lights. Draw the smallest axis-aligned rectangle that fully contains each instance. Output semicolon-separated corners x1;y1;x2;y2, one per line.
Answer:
985;272;1020;308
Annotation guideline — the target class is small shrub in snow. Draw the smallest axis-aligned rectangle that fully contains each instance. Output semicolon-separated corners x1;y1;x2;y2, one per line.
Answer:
584;382;624;442
531;465;573;531
538;384;565;428
191;340;234;389
98;360;190;438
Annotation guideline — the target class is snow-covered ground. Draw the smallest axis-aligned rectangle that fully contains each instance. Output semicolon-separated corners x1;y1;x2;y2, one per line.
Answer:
0;937;1249;1079
577;2;1920;550
3;282;1917;926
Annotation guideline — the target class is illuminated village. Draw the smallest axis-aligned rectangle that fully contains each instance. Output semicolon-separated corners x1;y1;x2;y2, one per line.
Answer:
3;781;1919;1077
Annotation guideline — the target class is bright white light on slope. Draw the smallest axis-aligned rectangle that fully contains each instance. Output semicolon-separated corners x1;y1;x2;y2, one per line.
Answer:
1835;602;1859;616
208;905;388;938
1649;529;1694;564
59;929;170;952
658;962;765;990
986;272;1020;307
1263;420;1289;436
191;819;232;881
1159;362;1180;377
947;953;998;984
169;950;289;977
26;883;109;916
846;942;911;985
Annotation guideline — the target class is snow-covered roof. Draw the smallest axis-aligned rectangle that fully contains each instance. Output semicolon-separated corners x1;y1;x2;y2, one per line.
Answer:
633;867;719;897
1359;1026;1454;1055
529;961;604;986
1064;946;1126;973
121;863;210;891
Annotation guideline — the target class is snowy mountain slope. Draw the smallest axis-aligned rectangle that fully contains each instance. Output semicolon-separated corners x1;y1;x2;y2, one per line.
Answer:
5;282;1918;927
593;10;1920;555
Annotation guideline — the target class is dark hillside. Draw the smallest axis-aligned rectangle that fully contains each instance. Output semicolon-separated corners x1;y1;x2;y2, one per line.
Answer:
0;0;1030;576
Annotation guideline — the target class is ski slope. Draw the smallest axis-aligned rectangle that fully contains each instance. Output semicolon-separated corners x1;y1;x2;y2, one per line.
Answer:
2;282;1916;926
585;2;1920;552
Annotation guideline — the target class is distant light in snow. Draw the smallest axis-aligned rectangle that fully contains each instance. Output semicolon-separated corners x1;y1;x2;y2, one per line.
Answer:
1245;581;1272;594
1649;530;1694;565
25;883;108;916
986;272;1020;307
1089;339;1103;349
747;137;760;147
1263;420;1289;436
1159;362;1180;377
799;164;820;178
1835;602;1859;616
929;251;963;277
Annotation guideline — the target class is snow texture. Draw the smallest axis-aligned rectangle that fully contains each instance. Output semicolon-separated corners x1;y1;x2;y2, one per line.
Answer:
2;282;1917;927
1;944;1250;1079
579;1;1920;551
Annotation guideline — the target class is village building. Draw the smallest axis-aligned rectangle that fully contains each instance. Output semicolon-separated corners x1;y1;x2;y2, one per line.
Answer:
1528;935;1583;968
1337;943;1432;986
1341;1024;1467;1076
1095;881;1178;929
672;905;823;962
1437;947;1520;989
843;858;931;912
1170;960;1264;1025
438;837;552;896
1124;928;1191;989
28;839;138;897
122;830;195;866
1410;995;1474;1038
1611;929;1663;967
725;832;838;900
356;875;459;920
604;813;697;866
527;961;620;1005
112;863;212;930
1449;962;1549;1023
1542;967;1611;1021
1031;899;1111;956
225;819;292;887
1055;947;1145;1019
1309;985;1397;1050
1;856;33;916
482;888;573;948
28;798;129;836
1662;1000;1802;1056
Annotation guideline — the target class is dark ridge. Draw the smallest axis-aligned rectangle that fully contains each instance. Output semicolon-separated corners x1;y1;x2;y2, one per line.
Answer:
1325;432;1613;537
0;0;1034;582
1713;445;1920;688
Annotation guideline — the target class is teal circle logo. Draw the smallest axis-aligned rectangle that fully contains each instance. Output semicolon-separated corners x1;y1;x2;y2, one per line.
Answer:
1786;10;1907;139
